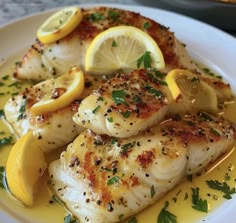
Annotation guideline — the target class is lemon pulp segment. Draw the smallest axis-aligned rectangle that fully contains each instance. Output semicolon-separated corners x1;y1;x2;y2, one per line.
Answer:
6;131;47;206
166;69;218;112
29;67;84;116
37;6;82;44
85;25;165;74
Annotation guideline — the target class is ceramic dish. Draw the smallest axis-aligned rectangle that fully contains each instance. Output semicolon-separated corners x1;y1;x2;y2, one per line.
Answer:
0;3;236;223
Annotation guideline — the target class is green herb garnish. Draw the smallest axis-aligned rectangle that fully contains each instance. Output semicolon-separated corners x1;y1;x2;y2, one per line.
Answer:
151;185;155;198
108;10;120;21
107;117;113;123
0;166;6;189
92;105;101;114
0;136;13;148
64;214;79;223
137;51;152;69
157;201;177;223
128;216;138;223
123;111;131;118
112;40;118;47
0;109;4;118
17;99;27;121
206;180;236;199
112;90;128;106
191;187;208;213
107;176;120;185
210;128;221;137
89;13;105;22
143;22;150;30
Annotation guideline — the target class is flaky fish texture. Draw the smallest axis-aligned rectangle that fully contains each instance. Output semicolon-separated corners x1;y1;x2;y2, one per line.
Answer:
14;7;197;81
4;74;104;152
49;113;236;223
73;69;172;138
73;68;233;138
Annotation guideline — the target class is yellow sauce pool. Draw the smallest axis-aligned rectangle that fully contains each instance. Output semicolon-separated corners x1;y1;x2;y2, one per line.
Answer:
0;54;236;223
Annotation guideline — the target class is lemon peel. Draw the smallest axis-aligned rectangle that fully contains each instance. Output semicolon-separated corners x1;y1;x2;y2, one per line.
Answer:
29;67;84;116
6;131;46;206
37;6;82;44
85;25;165;74
166;69;218;112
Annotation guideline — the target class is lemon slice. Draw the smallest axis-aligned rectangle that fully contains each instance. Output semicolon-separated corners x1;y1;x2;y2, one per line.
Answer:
29;67;84;116
37;6;82;44
6;131;47;206
166;69;218;111
85;25;165;74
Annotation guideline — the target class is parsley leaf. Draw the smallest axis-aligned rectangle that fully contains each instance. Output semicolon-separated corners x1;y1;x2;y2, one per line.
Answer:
108;10;120;21
206;180;236;199
112;90;128;106
128;216;138;223
112;40;118;47
64;214;79;223
191;187;208;213
157;201;177;223
0;136;13;148
144;22;150;30
0;166;7;189
0;109;4;118
17;99;27;121
89;13;105;22
92;105;101;114
107;176;120;185
137;51;152;69
151;185;155;198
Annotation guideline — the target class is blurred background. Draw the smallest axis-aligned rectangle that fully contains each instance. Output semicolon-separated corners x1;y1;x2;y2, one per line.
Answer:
0;0;236;34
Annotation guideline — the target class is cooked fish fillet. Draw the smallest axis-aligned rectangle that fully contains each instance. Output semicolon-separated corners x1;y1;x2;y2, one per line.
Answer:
73;68;233;138
49;113;236;223
73;69;173;138
14;7;197;81
4;74;104;152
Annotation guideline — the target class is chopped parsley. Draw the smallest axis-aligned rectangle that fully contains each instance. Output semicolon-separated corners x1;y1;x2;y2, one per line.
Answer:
112;90;128;106
89;13;105;22
0;166;6;189
210;128;221;137
92;105;101;114
123;111;131;118
0;136;13;148
111;137;118;145
52;195;64;206
143;21;150;30
2;75;9;80
112;40;118;47
17;99;27;121
108;10;120;21
0;109;4;118
157;201;177;223
64;213;79;223
132;95;141;103
107;176;120;185
137;51;152;69
206;180;236;199
191;187;208;213
145;84;162;98
107;117;113;123
198;112;213;121
203;67;222;79
121;142;136;155
128;216;138;223
150;185;155;198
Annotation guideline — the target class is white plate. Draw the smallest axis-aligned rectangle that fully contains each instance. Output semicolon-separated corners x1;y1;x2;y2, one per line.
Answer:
0;3;236;223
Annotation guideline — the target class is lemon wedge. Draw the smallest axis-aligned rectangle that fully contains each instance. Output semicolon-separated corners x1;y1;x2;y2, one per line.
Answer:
29;67;84;116
6;131;46;206
166;69;218;112
85;25;165;74
37;6;82;44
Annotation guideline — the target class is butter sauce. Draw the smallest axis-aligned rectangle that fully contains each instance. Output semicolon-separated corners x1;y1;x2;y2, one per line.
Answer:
0;55;236;223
